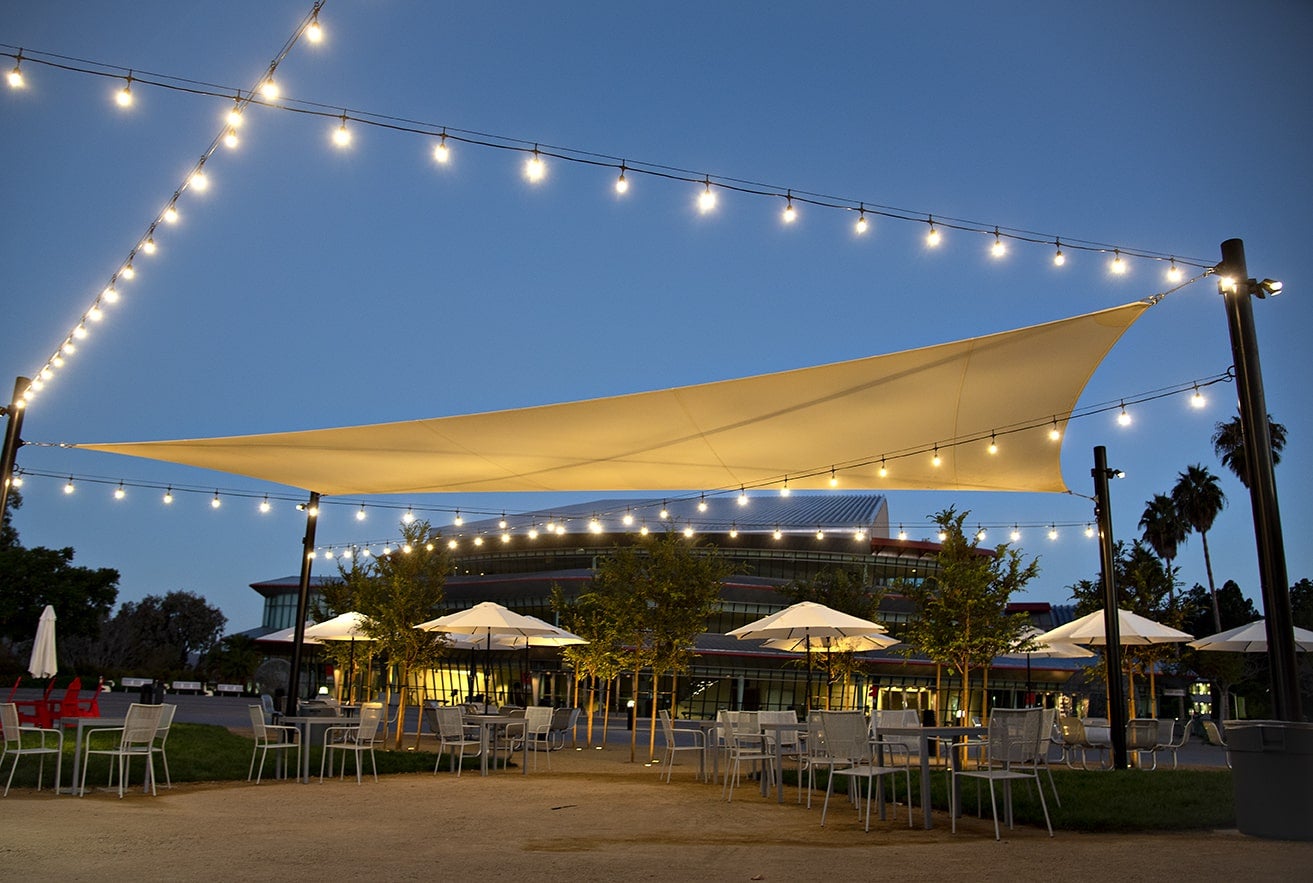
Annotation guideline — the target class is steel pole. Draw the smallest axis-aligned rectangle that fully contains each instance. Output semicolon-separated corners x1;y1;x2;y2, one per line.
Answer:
285;491;321;717
1093;446;1129;769
1218;239;1300;721
0;377;31;525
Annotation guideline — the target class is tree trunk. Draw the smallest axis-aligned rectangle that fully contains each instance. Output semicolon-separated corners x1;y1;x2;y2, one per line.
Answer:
629;669;639;763
1202;530;1222;632
648;669;659;761
1127;668;1137;720
981;666;989;726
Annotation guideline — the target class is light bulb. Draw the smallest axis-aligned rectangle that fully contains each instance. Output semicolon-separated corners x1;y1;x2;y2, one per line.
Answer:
73;324;88;340
1053;241;1066;266
738;488;748;506
589;517;602;533
659;504;669;520
855;213;869;234
639;524;649;536
729;525;739;539
120;261;135;280
528;528;539;540
227;101;243;128
524;150;545;182
773;528;783;540
211;492;221;509
62;339;76;355
8;61;24;89
1167;260;1183;283
163;487;174;504
926;221;941;247
1117;402;1132;426
615;166;629;194
356;505;367;521
1010;526;1021;542
9;474;20;487
976;528;987;541
116;78;133;107
63;477;75;494
683;525;694;538
261;77;279;100
447;539;458;550
779;479;790;497
190;169;209;192
305;15;323;42
878;459;888;479
501;532;511;543
987;434;998;455
333;115;351;147
499;514;508;529
473;536;484;546
141;233;157;255
223;128;239;149
854;528;866;541
815;529;825;540
88;306;103;322
1191;385;1206;409
897;526;907;541
698;495;708;512
1048;526;1058;540
698;178;716;213
1110;249;1127;275
937;530;947;542
991;229;1006;258
433;135;450;164
454;510;463;526
341;548;353;560
1085;524;1095;538
259;496;271;513
163;203;179;224
1048;420;1061;442
622;510;634;526
782;196;797;224
402;508;415;524
931;447;942;467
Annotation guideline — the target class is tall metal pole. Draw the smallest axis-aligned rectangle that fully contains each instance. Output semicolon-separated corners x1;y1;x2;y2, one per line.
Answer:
285;491;321;718
1093;445;1129;769
1218;239;1301;721
0;377;32;525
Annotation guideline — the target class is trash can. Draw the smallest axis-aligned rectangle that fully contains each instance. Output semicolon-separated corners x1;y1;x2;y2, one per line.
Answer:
140;680;164;704
1225;720;1313;840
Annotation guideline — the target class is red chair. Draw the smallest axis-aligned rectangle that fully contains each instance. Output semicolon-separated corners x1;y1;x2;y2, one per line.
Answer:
68;678;103;718
13;679;58;728
47;677;86;725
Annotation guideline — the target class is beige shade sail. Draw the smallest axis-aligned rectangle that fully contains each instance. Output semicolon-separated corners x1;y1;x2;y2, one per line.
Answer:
75;301;1150;497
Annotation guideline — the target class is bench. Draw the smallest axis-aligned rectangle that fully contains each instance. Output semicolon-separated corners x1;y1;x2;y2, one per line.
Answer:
215;683;245;695
171;680;203;694
121;677;152;689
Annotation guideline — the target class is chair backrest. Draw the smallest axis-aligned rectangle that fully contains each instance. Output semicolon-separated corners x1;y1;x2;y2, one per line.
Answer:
260;694;278;723
58;677;83;706
248;704;270;738
525;706;553;733
758;710;800;747
986;708;1042;766
658;708;676;740
1059;715;1087;747
156;704;177;740
1127;718;1158;751
433;705;464;740
549;707;577;733
871;708;920;750
122;703;167;748
1;702;22;746
1203;720;1226;747
355;703;385;742
817;711;869;763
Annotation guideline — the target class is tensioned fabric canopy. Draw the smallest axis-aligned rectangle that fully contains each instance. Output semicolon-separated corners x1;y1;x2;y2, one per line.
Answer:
77;301;1150;496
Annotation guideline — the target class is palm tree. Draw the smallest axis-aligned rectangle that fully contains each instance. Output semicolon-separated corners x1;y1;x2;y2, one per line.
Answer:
1211;409;1287;489
1171;464;1226;632
1138;493;1187;606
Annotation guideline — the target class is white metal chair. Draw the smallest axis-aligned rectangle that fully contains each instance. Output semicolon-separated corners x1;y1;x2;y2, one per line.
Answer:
758;710;804;801
1203;720;1231;769
82;702;166;798
1;701;63;797
658;709;706;782
320;702;383;783
818;710;911;831
151;703;177;789
1127;718;1160;769
546;707;580;750
428;705;481;776
246;703;301;783
952;707;1053;840
1058;715;1107;770
722;711;773;802
1152;715;1192;769
521;706;555;770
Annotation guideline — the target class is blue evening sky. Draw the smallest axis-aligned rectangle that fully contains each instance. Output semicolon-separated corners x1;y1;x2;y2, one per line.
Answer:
2;1;1310;631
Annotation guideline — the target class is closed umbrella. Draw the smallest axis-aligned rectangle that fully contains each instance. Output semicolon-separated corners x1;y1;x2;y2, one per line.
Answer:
416;602;558;712
1188;619;1313;653
728;601;889;712
28;605;57;679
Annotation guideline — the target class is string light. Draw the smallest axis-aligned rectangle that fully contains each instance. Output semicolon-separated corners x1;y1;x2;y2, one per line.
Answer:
738;487;748;506
211;490;221;509
773;527;783;541
332;113;351;147
1117;401;1132;426
454;509;463;526
1166;259;1183;283
991;227;1006;258
878;458;888;479
305;8;324;42
163;200;179;224
433;132;451;164
698;177;716;213
7;52;23;89
780;477;791;497
897;525;907;541
976;526;987;541
1048;417;1062;442
260;69;280;100
815;528;825;540
622;509;634;526
853;527;866;541
782;191;797;224
854;204;869;234
141;231;157;255
223;127;239;149
259;495;271;513
114;481;126;500
356;504;367;521
1191;384;1206;409
1010;525;1021;542
162;486;173;504
189;163;209;192
115;73;134;107
62;476;75;495
1109;249;1127;275
1084;523;1095;538
829;467;838;488
1053;239;1065;266
729;524;739;539
615;163;629;194
588;515;602;533
227;97;244;128
931;446;942;467
987;433;998;455
925;217;941;247
937;529;947;542
683;525;695;538
659;502;670;519
639;523;649;536
402;508;415;524
524;146;546;182
498;513;508;529
1048;525;1059;540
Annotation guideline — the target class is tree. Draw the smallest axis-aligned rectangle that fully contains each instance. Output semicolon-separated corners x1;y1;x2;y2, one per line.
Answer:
899;508;1037;725
0;544;119;662
1139;493;1187;606
103;591;227;676
201;635;262;686
1291;578;1313;631
779;566;886;709
1172;464;1226;632
552;583;628;746
1212;410;1287;489
1181;580;1260;723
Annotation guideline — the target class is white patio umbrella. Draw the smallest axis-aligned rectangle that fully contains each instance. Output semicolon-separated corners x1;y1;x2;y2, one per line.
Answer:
258;622;322;644
1001;625;1093;701
761;633;899;653
1188;619;1313;653
416;602;559;711
28;605;58;679
305;612;376;703
728;601;889;711
1035;608;1193;646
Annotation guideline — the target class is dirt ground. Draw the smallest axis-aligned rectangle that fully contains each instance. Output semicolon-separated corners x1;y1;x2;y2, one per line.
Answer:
3;740;1310;882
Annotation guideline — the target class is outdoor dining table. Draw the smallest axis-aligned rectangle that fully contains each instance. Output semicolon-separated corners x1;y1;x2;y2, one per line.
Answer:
464;713;530;777
283;714;350;783
876;724;987;830
59;715;126;795
759;720;804;803
674;718;721;784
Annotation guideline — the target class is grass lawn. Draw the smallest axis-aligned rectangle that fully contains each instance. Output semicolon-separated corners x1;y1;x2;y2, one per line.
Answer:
4;723;1235;831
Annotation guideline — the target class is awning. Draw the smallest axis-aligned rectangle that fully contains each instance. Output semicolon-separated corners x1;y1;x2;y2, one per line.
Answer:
75;301;1149;496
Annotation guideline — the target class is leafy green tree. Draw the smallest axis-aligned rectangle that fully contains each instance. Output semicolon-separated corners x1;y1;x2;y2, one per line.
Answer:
1291;579;1313;631
780;566;886;709
899;508;1036;724
552;583;628;745
1172;464;1226;632
0;545;119;666
101;591;227;676
201;635;262;686
1211;409;1287;490
1180;580;1260;723
324;519;451;749
1139;493;1187;606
